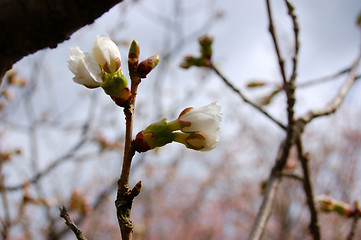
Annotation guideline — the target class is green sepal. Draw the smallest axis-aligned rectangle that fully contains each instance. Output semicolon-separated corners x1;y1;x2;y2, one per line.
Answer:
144;118;175;148
101;71;129;97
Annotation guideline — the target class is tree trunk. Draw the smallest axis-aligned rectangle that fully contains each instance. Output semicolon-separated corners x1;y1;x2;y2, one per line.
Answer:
0;0;123;78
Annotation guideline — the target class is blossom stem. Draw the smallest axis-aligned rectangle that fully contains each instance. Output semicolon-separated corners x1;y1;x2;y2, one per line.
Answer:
115;52;142;240
167;120;181;132
173;132;187;145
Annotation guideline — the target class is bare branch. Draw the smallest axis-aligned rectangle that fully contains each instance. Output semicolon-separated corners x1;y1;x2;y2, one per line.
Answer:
281;173;303;181
115;45;143;240
265;0;287;84
297;67;352;88
296;139;320;240
210;63;286;130
59;207;88;240
5;94;97;191
347;205;360;240
300;46;361;124
248;139;293;240
248;1;300;238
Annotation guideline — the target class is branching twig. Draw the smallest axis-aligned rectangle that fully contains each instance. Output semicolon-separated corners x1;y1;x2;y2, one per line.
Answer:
5;93;96;191
210;63;286;130
265;0;287;85
115;46;143;240
300;46;361;125
59;207;88;240
248;1;299;239
297;67;352;88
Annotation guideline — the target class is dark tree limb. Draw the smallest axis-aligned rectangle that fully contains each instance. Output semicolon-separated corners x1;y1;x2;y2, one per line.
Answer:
0;0;123;79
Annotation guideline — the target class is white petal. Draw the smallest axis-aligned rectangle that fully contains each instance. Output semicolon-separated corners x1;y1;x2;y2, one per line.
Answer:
68;47;102;88
93;35;121;73
200;131;219;151
180;102;221;132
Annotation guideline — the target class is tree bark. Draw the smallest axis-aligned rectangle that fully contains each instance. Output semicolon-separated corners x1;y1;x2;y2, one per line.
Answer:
0;0;123;78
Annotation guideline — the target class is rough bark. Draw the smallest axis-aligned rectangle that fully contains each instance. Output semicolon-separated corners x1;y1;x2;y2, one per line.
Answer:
0;0;123;78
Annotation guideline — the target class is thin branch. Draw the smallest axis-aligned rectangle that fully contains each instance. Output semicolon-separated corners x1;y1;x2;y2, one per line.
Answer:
296;138;320;240
300;46;361;125
0;162;10;240
265;0;287;84
286;0;300;85
297;67;351;88
59;207;88;240
347;207;360;240
248;1;300;239
115;49;142;240
210;63;286;130
281;172;303;181
5;94;97;191
248;139;293;240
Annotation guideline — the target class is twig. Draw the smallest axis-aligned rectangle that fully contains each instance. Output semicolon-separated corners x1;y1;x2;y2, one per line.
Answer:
300;45;361;125
0;162;10;240
281;173;303;181
265;0;287;85
248;1;299;239
115;47;142;240
247;138;294;240
296;138;320;240
59;207;88;240
347;207;360;240
5;93;96;191
210;63;286;130
297;67;351;88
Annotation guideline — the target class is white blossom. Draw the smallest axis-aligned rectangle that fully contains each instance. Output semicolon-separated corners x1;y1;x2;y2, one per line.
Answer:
92;35;121;73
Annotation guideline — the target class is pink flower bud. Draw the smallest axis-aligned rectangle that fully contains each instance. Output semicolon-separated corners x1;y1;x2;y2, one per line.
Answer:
137;55;160;78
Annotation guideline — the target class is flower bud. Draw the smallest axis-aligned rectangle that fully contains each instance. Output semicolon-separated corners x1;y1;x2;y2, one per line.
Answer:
101;71;128;97
130;181;142;198
177;102;221;133
179;56;210;69
132;118;175;152
137;55;160;78
246;81;266;88
199;35;213;59
128;39;140;73
316;195;353;217
111;88;131;107
174;131;219;151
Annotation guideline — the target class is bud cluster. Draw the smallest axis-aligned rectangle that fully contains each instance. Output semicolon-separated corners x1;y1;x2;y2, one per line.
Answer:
68;36;161;107
127;39;160;79
315;195;359;217
180;35;213;69
132;103;221;152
